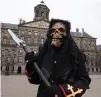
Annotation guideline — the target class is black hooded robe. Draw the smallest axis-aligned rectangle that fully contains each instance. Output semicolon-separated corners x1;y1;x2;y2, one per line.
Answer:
25;19;91;97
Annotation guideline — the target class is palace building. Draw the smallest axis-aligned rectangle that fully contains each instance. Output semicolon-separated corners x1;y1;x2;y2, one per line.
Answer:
1;1;101;75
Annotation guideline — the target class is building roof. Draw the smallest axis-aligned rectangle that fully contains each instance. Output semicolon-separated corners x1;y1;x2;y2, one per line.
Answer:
1;22;95;39
18;20;49;26
82;32;93;38
1;23;18;29
71;31;82;37
70;31;95;38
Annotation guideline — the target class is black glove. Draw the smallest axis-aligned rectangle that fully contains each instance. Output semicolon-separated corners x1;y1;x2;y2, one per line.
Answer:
25;51;35;72
25;51;35;61
46;85;64;97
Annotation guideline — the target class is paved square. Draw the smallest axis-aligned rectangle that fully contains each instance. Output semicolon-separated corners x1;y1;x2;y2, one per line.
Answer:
1;75;101;97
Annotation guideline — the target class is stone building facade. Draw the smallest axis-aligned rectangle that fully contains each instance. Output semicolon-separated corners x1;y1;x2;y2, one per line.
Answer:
96;45;101;73
0;1;101;75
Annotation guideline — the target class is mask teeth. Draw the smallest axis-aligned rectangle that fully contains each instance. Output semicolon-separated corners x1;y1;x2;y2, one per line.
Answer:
52;37;63;39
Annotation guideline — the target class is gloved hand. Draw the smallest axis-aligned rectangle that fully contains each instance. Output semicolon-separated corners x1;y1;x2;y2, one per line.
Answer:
25;51;35;62
25;51;35;72
46;85;64;97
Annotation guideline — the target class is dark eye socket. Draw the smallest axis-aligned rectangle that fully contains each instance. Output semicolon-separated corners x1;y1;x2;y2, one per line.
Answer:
58;27;65;32
50;28;56;33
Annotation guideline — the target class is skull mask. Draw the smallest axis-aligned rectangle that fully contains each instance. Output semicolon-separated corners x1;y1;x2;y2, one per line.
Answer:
50;22;66;47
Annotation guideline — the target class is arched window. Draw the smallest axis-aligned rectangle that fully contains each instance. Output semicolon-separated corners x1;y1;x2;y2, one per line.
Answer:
96;68;98;72
5;66;10;75
34;31;38;36
5;66;9;71
12;66;14;72
28;31;31;35
40;38;44;44
41;11;44;18
92;68;94;72
34;38;38;44
91;59;93;66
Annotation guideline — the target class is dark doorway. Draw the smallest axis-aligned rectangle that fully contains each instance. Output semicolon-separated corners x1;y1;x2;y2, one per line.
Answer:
1;66;2;71
96;68;98;72
12;66;14;72
17;66;21;74
5;66;9;71
5;66;9;75
11;66;14;74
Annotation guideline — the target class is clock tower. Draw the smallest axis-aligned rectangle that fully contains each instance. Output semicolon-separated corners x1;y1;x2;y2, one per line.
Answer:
34;1;50;22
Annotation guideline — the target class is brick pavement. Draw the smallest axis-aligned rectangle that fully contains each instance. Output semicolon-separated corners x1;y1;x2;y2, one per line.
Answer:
1;75;101;97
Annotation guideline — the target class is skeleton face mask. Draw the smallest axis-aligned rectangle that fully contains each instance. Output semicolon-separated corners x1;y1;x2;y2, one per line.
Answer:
50;22;66;47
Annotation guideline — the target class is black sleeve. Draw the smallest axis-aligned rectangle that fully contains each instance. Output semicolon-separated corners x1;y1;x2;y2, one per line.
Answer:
25;47;42;85
58;63;90;97
58;53;91;97
25;62;42;85
73;54;91;90
28;69;42;84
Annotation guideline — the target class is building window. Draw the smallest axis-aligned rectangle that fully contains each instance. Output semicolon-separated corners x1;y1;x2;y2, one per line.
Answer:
41;11;44;18
4;33;8;37
18;57;23;63
35;32;38;36
91;60;93;66
1;66;2;71
1;50;5;57
96;68;98;72
40;33;43;36
5;49;8;56
92;68;94;72
34;31;38;36
10;39;15;45
27;38;31;44
12;66;14;72
19;49;23;54
21;37;24;40
34;38;38;44
21;30;24;34
28;31;31;35
8;57;11;63
40;38;44;44
3;39;7;44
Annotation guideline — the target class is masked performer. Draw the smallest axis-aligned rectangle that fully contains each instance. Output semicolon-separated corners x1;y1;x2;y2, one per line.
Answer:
25;19;91;97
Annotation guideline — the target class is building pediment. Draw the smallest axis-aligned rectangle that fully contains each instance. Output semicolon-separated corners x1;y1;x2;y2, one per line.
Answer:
21;20;49;29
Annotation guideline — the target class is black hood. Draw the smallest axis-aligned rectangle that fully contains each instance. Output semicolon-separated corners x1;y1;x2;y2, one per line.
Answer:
47;18;71;38
39;19;86;63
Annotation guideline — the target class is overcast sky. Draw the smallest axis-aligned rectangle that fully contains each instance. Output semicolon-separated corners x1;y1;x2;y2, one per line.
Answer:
0;0;101;45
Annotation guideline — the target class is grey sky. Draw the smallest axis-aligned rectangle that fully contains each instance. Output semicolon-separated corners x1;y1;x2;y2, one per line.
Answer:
0;0;101;45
